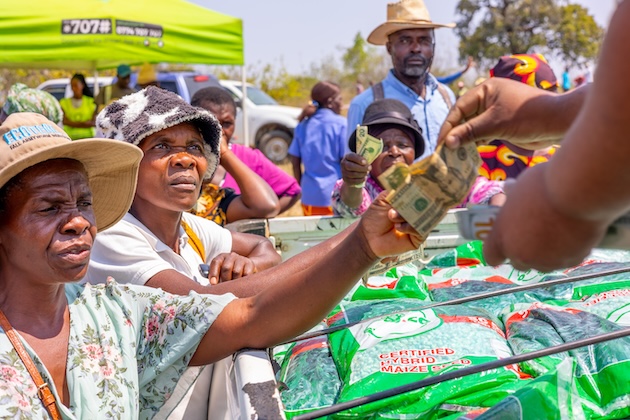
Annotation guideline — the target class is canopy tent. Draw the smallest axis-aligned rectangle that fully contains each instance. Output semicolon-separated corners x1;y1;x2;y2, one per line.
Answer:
0;0;252;144
0;0;243;70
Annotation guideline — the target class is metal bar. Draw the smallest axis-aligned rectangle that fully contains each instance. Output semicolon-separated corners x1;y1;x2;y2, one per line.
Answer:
278;265;630;345
293;327;630;419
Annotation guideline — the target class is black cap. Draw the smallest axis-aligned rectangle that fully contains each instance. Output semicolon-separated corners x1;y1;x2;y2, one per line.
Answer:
349;99;425;158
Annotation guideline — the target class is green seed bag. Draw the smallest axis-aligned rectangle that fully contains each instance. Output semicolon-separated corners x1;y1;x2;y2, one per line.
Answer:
568;288;630;326
328;300;527;418
278;335;341;419
470;358;586;420
422;248;630;317
425;241;486;269
351;263;432;302
501;303;630;419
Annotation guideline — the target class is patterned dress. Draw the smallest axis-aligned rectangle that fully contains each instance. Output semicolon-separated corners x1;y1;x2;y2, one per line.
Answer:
191;183;239;226
479;141;557;181
0;280;235;419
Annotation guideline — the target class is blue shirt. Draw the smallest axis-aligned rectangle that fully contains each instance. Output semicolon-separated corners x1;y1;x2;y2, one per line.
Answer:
347;71;455;161
562;71;571;91
288;108;348;206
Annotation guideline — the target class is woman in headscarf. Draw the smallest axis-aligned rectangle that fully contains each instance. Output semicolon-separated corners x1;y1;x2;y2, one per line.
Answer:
0;112;420;418
0;82;63;125
480;53;560;182
288;81;348;216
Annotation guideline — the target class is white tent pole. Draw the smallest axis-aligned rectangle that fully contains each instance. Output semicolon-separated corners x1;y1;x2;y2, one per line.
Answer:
241;65;249;148
93;68;100;97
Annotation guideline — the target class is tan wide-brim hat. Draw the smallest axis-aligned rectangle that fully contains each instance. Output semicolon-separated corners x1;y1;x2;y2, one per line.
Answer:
0;112;142;231
368;0;456;45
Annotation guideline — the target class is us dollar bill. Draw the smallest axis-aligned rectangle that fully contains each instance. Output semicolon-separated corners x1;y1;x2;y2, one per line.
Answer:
378;142;482;241
356;125;383;165
354;125;384;188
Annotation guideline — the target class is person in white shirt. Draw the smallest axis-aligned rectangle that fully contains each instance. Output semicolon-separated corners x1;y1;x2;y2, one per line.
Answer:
85;86;282;419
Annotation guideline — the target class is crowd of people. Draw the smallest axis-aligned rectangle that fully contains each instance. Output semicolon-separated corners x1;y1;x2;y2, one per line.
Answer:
0;0;626;416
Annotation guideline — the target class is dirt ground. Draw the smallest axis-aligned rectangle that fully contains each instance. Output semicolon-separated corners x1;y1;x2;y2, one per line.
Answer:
276;160;304;217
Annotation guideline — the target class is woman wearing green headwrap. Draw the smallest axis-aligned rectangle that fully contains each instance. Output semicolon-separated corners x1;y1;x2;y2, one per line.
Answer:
0;82;63;126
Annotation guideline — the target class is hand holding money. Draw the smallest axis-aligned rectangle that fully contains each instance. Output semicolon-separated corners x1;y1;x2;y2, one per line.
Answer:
341;153;371;187
378;142;482;241
352;125;384;188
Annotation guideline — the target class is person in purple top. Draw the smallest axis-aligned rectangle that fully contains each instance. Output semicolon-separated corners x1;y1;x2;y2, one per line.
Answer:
191;87;302;214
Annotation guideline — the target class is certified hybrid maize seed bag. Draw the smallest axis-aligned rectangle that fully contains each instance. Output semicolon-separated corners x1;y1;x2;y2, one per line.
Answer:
421;263;565;316
328;300;527;418
568;288;630;326
326;265;430;327
326;295;426;328
501;303;630;419
560;261;630;300
424;241;486;269
278;335;341;419
351;263;431;302
273;322;328;369
470;358;586;420
422;249;630;316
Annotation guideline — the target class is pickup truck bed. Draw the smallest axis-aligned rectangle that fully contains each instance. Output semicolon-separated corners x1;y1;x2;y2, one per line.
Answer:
223;213;630;420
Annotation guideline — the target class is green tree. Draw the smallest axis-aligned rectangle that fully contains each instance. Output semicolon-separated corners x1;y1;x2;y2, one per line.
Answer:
454;0;603;68
0;69;70;103
342;32;371;80
341;32;389;88
553;4;604;67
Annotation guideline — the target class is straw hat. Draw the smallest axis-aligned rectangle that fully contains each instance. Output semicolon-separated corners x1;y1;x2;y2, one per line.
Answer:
368;0;455;45
0;112;142;230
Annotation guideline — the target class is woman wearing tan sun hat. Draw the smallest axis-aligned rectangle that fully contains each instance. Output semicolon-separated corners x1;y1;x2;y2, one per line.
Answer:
348;0;457;161
0;115;423;416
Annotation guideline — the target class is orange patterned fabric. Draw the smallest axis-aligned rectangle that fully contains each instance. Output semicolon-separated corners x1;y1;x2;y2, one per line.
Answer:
479;141;557;181
490;53;559;92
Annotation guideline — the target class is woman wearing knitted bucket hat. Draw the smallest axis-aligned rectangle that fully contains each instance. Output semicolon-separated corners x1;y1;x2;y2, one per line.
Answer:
87;86;283;417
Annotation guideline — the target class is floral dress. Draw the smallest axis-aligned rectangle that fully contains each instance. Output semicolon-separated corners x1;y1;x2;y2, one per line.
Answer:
331;174;383;218
0;280;235;419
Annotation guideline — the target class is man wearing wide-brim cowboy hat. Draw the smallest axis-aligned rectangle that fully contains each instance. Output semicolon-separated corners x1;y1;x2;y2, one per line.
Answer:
347;0;456;161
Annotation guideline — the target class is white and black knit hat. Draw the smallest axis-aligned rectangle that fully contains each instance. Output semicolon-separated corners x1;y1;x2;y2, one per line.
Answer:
95;86;221;178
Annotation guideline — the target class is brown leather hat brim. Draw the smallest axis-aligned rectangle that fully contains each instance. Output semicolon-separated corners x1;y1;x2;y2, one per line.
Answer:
368;21;456;45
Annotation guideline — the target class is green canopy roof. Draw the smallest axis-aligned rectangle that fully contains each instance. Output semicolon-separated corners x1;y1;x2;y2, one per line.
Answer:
0;0;243;70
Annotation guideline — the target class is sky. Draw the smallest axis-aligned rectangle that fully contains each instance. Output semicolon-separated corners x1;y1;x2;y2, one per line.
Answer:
194;0;617;78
